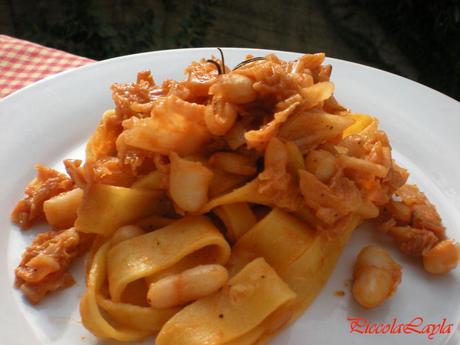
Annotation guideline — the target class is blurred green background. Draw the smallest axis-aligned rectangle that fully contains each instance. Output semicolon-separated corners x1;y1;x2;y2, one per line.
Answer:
1;0;459;100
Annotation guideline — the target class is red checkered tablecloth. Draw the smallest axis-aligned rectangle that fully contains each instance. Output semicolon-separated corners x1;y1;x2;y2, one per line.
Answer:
0;35;94;99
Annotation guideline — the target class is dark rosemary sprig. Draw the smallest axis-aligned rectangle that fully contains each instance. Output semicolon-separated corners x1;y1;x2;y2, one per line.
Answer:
233;57;265;71
207;49;265;74
206;59;222;75
206;47;226;75
217;47;225;73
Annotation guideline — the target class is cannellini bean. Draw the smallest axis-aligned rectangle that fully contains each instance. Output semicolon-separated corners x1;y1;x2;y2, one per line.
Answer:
204;98;238;136
305;149;336;182
423;239;460;274
147;264;229;308
111;225;145;246
210;74;257;104
352;246;401;309
169;152;214;212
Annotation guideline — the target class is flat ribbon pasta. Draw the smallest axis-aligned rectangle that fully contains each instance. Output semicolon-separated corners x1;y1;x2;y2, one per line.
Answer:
156;257;296;345
203;179;272;212
107;215;231;301
213;202;257;242
80;216;231;341
76;184;163;236
80;241;171;341
229;208;361;319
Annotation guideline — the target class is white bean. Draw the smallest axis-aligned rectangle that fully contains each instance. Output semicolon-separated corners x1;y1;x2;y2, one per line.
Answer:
147;264;228;309
352;246;401;309
423;239;460;274
204;98;237;136
210;74;257;104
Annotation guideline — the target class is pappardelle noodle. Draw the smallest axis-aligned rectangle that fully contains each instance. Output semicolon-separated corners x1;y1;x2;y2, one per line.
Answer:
12;51;460;344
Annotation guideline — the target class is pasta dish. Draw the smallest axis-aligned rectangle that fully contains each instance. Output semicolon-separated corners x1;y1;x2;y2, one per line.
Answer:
11;50;460;344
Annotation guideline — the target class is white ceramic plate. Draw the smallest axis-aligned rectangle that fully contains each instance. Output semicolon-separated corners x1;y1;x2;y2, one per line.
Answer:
0;48;459;345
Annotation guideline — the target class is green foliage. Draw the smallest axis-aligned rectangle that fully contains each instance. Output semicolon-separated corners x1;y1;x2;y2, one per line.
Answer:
19;1;153;59
15;0;217;59
174;0;217;47
355;0;459;98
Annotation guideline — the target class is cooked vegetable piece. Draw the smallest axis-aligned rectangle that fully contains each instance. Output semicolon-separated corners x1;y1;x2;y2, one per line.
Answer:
12;165;74;229
15;228;93;304
44;188;83;229
209;152;256;176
